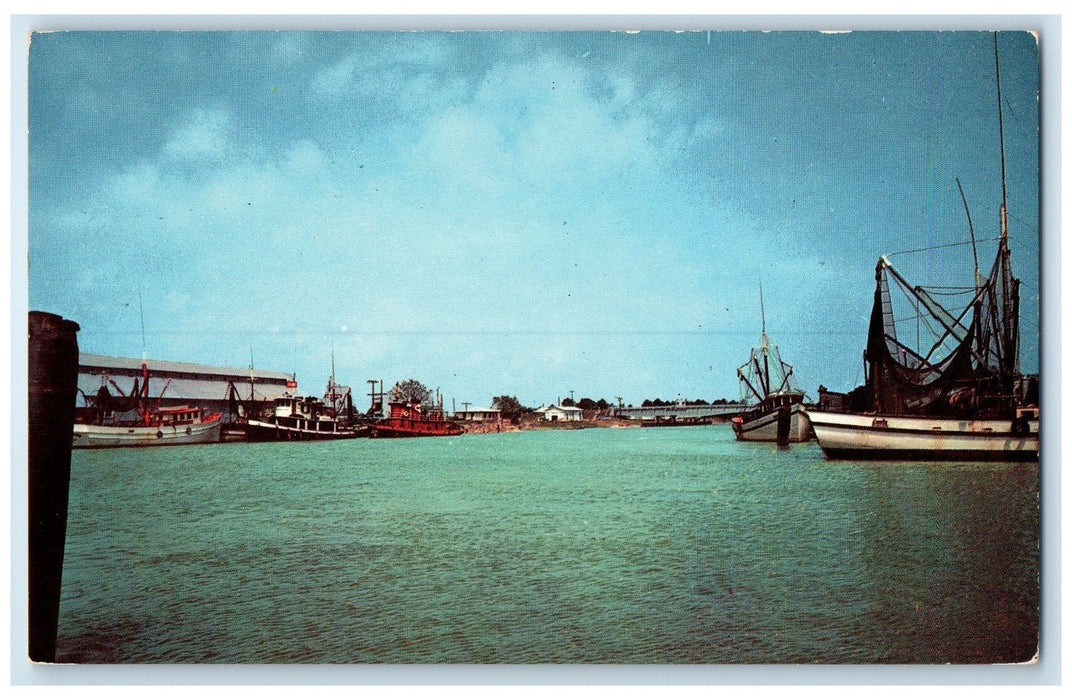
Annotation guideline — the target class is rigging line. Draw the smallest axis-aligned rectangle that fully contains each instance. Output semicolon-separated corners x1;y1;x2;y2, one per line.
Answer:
885;236;1002;258
138;284;146;362
956;177;981;289
925;288;979;297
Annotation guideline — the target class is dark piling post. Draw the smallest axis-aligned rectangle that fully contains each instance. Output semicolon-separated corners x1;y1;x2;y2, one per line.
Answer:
28;311;80;662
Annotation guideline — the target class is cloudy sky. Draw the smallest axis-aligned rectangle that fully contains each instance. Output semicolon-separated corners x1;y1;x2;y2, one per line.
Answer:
25;29;1040;409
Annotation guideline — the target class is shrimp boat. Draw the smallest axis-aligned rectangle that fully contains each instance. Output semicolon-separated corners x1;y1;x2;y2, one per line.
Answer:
73;361;222;448
806;35;1039;462
731;285;812;445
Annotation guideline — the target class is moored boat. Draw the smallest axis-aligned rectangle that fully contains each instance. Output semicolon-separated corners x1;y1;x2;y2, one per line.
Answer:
369;399;464;438
73;362;222;448
244;395;367;441
732;397;812;444
73;405;223;448
731;284;812;445
808;35;1038;462
806;408;1038;461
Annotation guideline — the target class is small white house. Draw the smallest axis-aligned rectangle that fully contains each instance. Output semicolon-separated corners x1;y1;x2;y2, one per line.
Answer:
454;407;501;423
535;404;583;422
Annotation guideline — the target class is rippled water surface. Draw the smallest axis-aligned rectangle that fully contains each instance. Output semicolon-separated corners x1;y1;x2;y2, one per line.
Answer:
55;426;1038;664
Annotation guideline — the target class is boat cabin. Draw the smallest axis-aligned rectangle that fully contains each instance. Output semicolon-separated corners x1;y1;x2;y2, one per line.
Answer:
154;406;207;425
269;395;344;434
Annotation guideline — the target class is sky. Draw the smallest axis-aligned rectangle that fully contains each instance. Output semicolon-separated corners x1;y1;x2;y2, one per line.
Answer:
24;29;1040;410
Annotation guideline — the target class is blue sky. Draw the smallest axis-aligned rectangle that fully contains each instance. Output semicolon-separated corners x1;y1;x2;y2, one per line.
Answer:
25;30;1040;409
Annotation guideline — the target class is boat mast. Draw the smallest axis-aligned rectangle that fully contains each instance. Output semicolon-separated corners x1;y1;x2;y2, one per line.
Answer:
137;284;151;424
993;31;1020;382
759;282;771;397
995;33;1009;233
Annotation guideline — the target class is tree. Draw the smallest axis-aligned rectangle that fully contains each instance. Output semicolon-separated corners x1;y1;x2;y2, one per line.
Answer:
577;397;598;412
492;395;528;422
561;397;576;407
391;379;431;405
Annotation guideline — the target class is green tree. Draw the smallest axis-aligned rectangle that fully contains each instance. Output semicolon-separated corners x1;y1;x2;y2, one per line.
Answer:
391;379;431;405
491;395;528;422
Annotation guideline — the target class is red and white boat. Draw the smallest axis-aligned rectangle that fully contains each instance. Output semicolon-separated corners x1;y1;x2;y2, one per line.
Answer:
73;362;222;448
73;405;223;449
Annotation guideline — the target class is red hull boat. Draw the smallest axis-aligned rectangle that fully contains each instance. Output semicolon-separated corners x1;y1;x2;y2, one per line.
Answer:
369;400;464;438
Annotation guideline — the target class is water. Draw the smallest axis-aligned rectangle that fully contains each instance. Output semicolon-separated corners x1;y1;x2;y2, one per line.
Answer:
55;426;1039;664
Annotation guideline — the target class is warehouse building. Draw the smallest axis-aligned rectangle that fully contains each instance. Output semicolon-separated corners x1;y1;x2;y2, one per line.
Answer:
77;353;299;417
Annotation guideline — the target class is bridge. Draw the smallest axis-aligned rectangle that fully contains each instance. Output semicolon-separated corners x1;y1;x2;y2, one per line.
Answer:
612;403;748;420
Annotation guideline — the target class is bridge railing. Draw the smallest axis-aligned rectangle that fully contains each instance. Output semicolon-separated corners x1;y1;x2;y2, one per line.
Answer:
612;403;748;419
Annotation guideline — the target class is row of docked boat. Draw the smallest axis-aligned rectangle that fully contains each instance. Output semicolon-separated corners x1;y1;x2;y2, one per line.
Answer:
71;368;464;448
729;36;1038;462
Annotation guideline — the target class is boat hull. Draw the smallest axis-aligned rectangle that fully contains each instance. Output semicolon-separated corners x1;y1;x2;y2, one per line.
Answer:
72;414;223;449
732;403;812;443
369;418;464;438
806;411;1039;461
243;418;366;441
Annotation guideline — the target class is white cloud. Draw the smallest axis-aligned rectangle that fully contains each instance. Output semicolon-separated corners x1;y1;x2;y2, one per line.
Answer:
162;107;232;164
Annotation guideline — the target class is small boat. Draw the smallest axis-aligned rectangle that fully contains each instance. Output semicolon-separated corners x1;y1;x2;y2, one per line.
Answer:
73;362;222;448
244;395;367;441
807;35;1038;462
731;284;812;445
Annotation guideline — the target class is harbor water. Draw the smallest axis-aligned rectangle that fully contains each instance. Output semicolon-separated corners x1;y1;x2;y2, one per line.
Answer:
55;426;1039;664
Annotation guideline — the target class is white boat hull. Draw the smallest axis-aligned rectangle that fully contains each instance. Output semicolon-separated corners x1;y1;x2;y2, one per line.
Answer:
72;415;222;449
806;411;1038;461
732;403;813;442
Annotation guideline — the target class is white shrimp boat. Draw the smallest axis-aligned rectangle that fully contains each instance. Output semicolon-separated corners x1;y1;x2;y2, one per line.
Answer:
808;35;1038;462
733;398;812;444
731;284;812;444
806;409;1038;461
73;405;223;448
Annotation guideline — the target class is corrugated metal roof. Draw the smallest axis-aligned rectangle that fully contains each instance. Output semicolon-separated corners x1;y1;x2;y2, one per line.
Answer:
77;374;295;403
77;353;300;406
79;353;294;381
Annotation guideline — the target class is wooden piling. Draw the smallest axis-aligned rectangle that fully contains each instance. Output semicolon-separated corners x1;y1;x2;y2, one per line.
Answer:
27;311;80;662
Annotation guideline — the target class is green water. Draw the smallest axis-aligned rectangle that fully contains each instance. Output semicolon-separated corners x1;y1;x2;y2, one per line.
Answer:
55;426;1039;663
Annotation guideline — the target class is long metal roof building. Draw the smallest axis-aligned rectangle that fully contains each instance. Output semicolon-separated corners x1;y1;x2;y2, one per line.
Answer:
77;353;300;412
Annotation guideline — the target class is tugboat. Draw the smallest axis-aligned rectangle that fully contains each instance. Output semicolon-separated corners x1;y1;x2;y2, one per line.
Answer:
366;381;464;438
244;394;368;441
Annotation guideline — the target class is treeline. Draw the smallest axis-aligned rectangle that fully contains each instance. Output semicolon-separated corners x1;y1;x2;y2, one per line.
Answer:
639;397;732;407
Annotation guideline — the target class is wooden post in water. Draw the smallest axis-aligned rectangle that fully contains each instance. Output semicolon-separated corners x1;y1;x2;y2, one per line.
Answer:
27;311;80;662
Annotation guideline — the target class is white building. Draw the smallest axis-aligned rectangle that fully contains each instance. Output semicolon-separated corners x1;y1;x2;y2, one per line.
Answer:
454;407;501;423
535;404;583;422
